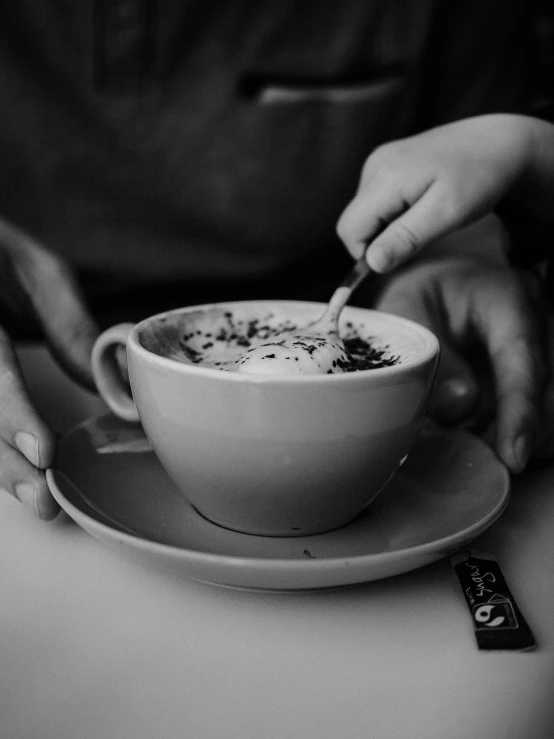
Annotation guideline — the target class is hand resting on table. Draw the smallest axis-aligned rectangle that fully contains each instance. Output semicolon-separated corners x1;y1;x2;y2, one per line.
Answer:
0;217;98;520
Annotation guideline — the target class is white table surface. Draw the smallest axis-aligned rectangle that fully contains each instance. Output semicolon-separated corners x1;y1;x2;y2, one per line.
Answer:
1;344;553;739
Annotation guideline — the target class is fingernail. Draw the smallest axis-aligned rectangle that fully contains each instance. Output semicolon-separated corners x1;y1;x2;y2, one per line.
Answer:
15;483;38;516
513;433;532;472
15;432;40;467
370;251;395;273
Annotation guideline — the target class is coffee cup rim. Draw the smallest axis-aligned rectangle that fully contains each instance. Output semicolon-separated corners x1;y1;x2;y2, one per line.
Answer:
128;300;440;383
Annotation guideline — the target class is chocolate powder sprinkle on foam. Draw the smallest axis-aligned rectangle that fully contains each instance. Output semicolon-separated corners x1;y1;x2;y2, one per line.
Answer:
165;309;400;375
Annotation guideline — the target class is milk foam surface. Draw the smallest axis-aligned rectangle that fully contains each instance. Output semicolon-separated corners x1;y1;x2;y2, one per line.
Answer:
234;332;349;375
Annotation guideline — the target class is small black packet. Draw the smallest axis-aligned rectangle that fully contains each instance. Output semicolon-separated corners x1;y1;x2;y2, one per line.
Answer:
451;550;536;652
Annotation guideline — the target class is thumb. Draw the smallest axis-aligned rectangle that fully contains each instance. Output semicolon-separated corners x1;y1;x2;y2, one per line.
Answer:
430;343;481;426
0;220;99;390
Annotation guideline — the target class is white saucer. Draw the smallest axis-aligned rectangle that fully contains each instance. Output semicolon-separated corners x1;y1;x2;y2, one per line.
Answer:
47;415;510;591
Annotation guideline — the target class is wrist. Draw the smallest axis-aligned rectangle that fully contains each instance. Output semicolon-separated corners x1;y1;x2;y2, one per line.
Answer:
508;116;554;218
497;116;554;267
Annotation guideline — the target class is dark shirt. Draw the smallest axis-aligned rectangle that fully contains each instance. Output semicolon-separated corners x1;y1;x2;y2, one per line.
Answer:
0;0;534;323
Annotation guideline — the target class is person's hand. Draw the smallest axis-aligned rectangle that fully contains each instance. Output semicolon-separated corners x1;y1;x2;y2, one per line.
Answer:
337;114;540;272
531;310;554;463
0;217;99;519
374;256;549;473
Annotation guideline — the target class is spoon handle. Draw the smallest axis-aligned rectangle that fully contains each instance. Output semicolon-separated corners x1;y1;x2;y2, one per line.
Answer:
325;257;372;322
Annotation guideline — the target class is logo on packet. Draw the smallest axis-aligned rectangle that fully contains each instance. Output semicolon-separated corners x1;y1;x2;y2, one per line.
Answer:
472;597;518;630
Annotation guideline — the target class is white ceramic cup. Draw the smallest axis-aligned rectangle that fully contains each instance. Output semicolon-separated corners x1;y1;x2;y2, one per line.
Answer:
91;300;439;536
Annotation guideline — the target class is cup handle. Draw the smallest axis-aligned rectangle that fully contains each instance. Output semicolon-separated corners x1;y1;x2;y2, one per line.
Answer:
91;323;140;422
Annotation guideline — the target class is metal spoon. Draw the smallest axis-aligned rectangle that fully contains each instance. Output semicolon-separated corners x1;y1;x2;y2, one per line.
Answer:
304;256;372;335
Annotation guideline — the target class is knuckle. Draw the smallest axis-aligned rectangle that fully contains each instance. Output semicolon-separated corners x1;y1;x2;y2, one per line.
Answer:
434;185;463;223
0;355;24;392
362;143;400;180
0;442;34;491
0;368;18;388
493;338;548;393
492;332;536;362
336;203;368;257
335;212;351;243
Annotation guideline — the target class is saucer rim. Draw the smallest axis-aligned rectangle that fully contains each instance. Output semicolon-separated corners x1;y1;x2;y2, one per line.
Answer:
46;421;510;578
